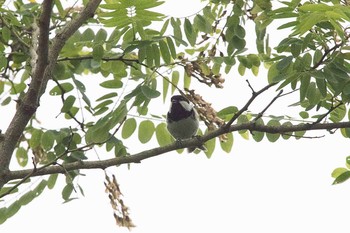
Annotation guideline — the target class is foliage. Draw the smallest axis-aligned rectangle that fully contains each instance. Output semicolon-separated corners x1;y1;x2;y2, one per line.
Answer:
1;0;350;226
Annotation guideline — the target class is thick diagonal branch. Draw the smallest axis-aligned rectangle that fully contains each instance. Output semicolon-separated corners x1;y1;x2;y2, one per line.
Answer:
0;0;53;175
0;0;102;187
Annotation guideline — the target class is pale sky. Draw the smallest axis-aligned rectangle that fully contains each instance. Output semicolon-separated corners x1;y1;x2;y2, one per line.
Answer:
2;1;350;233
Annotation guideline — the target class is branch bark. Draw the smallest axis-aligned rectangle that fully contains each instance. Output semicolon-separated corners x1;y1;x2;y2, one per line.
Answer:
5;120;350;181
0;0;102;187
0;0;53;175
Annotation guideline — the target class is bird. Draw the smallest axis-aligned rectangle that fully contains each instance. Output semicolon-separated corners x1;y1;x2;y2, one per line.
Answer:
166;95;205;152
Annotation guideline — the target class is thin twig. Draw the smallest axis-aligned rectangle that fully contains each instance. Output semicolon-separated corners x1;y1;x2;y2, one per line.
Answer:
281;132;325;139
253;89;284;121
52;78;86;131
311;43;342;70
224;81;277;129
312;101;343;125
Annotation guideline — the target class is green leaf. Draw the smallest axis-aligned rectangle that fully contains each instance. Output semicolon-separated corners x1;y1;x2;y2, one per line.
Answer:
141;85;160;99
16;147;28;167
100;79;123;89
194;14;212;33
343;82;350;95
0;55;7;71
86;123;110;144
266;120;281;142
138;120;155;143
281;121;293;140
94;100;113;111
231;36;246;51
252;118;265;142
291;43;301;57
293;12;326;36
1;26;11;43
18;190;36;206
235;25;246;39
294;124;306;139
237;63;246;76
61;95;76;113
138;45;147;63
152;43;161;67
62;183;74;201
71;151;88;161
171;71;180;94
267;62;279;83
332;170;350;185
217;106;238;121
299;111;309;119
96;92;118;102
204;137;216;159
92;44;104;61
0;186;18;197
41;130;55;151
166;37;177;59
29;129;43;148
184;70;191;89
110;102;128;128
162;75;170;102
300;74;311;101
220;132;234;153
10;82;26;94
155;123;173;146
184;18;196;46
159;39;171;64
6;202;21;219
0;208;7;224
47;174;58;189
114;140;127;157
332;167;349;178
2;26;11;42
160;18;170;35
315;76;327;97
298;3;332;12
65;106;79;118
81;28;95;41
276;56;293;70
54;0;65;17
330;104;346;123
94;28;108;43
145;44;154;67
122;118;137;139
49;83;74;95
171;17;183;46
1;96;11;106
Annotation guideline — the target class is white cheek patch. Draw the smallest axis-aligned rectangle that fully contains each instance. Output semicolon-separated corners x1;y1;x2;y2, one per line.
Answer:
168;105;172;113
179;100;193;111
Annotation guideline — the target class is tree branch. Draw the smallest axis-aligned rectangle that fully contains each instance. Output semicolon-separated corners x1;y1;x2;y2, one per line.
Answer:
5;120;350;182
0;0;53;175
0;0;102;188
253;89;283;121
224;81;277;129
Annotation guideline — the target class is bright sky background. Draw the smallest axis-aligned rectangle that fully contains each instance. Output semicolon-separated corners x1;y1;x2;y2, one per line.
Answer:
2;0;350;232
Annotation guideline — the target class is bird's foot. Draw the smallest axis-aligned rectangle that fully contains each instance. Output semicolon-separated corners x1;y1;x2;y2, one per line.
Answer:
187;135;207;153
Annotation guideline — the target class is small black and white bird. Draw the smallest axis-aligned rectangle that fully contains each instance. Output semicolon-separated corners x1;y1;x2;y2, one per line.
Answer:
166;95;205;152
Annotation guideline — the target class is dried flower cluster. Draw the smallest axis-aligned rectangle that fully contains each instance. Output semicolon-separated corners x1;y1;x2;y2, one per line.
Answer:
104;174;135;230
185;89;225;128
181;58;225;88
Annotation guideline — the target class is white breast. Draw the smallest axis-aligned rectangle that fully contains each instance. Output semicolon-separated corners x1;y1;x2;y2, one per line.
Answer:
167;110;199;140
